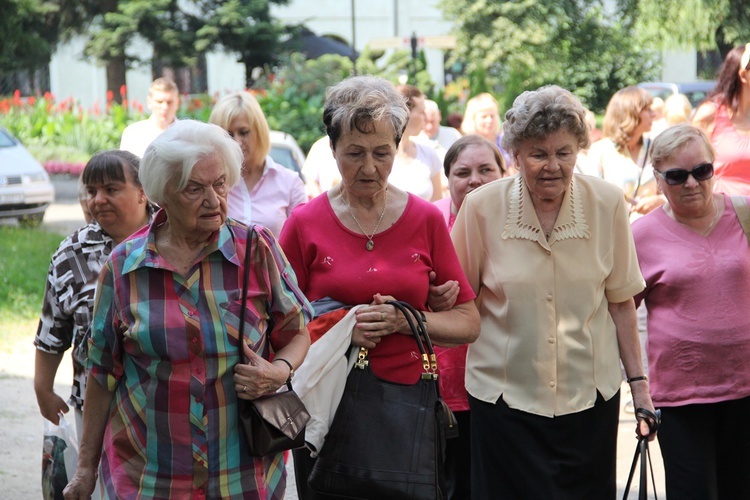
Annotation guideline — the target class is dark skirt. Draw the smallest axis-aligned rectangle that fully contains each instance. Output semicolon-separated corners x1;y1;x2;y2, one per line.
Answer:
658;395;750;500
470;391;620;500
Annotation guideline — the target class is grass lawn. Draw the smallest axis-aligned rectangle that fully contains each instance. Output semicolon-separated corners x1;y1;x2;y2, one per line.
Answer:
0;227;65;353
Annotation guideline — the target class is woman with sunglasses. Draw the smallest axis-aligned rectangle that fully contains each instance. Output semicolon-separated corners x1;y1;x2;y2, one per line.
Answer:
632;123;750;499
692;43;750;196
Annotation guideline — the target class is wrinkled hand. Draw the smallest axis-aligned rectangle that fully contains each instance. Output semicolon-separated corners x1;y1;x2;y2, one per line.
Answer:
352;293;412;347
63;465;97;499
234;343;288;400
632;195;666;215
630;381;658;441
427;271;459;312
36;390;69;425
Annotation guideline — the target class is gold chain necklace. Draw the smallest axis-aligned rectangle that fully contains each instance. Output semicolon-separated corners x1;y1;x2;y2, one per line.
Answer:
339;185;388;251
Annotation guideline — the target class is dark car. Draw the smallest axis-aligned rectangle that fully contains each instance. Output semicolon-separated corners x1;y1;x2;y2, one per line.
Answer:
637;81;716;108
0;127;55;227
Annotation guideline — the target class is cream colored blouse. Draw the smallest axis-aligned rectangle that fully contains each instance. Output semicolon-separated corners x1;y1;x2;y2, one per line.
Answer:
452;174;645;417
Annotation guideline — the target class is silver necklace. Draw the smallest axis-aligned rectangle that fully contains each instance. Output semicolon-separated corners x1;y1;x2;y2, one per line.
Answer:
340;186;388;251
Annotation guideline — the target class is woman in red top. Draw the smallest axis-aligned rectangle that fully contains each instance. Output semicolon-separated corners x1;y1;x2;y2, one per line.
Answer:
692;43;750;195
279;75;480;500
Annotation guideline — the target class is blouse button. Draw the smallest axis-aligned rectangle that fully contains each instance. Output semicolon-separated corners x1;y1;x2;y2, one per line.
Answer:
546;294;553;301
549;381;556;388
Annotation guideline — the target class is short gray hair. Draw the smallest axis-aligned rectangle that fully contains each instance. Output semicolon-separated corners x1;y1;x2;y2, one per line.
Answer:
650;124;714;169
140;120;242;205
501;85;589;154
323;75;409;149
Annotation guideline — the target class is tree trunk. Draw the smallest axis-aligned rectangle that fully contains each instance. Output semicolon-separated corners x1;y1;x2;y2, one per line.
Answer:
106;53;127;104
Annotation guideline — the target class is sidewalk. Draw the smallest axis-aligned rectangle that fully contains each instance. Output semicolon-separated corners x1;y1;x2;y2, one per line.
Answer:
0;335;663;499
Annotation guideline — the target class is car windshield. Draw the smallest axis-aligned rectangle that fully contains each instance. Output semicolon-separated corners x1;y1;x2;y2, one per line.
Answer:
0;130;17;148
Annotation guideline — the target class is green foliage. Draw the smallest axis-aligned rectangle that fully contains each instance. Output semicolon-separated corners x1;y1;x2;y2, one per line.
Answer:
0;0;59;72
622;0;750;56
196;0;290;86
440;0;659;113
0;227;64;327
0;94;144;160
252;53;353;153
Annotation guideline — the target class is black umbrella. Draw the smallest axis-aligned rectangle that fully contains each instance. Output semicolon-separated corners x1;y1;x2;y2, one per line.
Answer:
282;27;358;60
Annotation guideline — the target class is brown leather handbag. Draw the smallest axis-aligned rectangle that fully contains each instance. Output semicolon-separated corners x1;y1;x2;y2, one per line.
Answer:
237;225;310;456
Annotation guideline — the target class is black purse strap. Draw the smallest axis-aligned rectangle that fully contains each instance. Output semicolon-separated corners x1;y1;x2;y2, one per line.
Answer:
384;300;437;380
237;226;293;393
238;226;254;359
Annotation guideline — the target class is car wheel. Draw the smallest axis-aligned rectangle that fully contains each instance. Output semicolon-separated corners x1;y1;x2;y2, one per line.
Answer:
18;212;44;228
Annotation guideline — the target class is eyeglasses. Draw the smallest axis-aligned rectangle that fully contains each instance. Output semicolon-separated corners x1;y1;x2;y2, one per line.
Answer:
654;162;714;185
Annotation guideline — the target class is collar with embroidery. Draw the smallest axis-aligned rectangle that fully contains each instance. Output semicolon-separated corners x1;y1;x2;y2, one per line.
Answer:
502;176;590;244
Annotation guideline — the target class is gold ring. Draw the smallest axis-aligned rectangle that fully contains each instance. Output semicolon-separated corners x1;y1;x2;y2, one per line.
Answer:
242;385;247;393
381;313;385;321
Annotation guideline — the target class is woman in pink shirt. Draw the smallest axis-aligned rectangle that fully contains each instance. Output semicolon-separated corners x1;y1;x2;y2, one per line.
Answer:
692;43;750;196
633;124;750;498
210;92;306;236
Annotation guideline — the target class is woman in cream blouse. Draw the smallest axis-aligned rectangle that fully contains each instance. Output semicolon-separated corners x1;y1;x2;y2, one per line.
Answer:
452;85;657;499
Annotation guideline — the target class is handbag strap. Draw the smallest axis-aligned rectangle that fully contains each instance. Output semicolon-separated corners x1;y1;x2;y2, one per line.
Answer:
397;301;438;374
238;226;254;356
384;300;430;377
238;225;294;393
622;409;660;500
730;195;750;245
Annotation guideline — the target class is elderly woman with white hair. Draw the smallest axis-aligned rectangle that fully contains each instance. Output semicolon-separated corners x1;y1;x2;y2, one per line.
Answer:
63;120;312;499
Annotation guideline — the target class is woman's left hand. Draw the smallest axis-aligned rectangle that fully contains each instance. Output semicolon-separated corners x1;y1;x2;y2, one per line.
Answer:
630;380;658;441
234;343;288;400
353;293;410;342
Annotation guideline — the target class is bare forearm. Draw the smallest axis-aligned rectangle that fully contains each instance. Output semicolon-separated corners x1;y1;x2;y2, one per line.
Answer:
77;374;114;469
34;350;64;393
272;328;311;374
424;301;480;347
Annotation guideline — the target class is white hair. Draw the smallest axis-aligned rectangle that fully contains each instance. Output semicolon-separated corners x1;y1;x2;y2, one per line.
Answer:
140;120;243;205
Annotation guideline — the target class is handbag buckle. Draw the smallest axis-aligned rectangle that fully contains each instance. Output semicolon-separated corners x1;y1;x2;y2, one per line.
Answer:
355;347;369;369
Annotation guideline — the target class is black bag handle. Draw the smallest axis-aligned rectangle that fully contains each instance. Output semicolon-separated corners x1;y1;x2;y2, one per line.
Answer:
622;408;661;500
238;226;254;362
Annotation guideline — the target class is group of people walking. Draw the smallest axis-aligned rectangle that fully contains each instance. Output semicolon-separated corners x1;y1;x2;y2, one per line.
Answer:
33;42;750;499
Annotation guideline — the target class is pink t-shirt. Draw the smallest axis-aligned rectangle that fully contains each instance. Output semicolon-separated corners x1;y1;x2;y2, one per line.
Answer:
432;195;468;411
711;105;750;196
279;192;475;384
227;156;306;237
633;194;750;406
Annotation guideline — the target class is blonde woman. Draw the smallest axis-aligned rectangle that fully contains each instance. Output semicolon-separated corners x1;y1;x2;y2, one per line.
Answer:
210;92;306;236
460;92;513;170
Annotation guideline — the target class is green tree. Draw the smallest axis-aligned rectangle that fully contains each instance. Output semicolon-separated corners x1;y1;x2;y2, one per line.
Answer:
439;0;659;112
620;0;750;58
0;0;60;90
51;0;292;101
196;0;291;87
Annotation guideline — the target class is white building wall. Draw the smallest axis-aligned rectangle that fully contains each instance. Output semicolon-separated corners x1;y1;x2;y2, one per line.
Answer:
661;50;697;82
49;37;107;109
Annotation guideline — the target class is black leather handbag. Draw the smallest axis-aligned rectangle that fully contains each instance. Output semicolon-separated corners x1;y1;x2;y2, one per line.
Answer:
237;226;310;457
308;300;456;499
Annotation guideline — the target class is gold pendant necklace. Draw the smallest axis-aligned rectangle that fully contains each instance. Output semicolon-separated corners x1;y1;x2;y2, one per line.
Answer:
340;186;388;251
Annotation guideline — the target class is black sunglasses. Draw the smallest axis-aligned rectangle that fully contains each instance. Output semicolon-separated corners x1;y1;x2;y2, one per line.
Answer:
654;162;714;185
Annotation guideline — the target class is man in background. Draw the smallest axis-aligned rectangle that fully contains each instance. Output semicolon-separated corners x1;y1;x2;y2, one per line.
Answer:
416;99;462;160
120;77;180;157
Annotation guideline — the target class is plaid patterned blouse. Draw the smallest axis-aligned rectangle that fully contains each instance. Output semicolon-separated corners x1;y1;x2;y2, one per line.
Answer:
88;213;312;499
35;222;114;410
